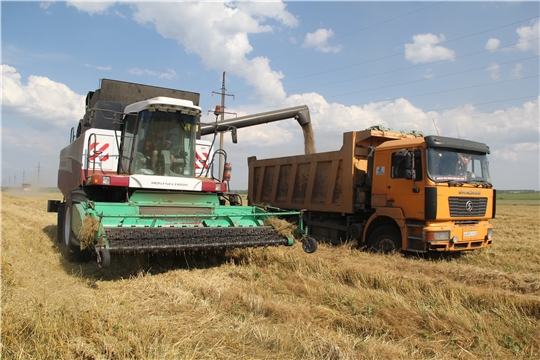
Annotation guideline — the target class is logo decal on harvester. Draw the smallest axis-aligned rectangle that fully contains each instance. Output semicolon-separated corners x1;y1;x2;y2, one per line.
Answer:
195;151;209;169
89;142;110;162
465;200;473;212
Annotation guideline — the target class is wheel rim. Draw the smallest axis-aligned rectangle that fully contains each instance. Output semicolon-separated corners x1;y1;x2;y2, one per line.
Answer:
302;237;318;254
378;237;396;253
97;248;111;268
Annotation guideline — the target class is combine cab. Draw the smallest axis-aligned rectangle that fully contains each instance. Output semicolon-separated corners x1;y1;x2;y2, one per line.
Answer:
48;79;316;268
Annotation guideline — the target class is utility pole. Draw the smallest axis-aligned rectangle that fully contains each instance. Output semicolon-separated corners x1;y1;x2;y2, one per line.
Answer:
212;72;234;180
37;162;41;189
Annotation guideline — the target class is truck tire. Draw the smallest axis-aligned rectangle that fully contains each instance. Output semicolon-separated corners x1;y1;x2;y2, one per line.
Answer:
367;226;402;254
62;190;91;262
56;202;65;243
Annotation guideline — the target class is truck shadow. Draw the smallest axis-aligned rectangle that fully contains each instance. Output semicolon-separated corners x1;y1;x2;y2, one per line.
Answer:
43;225;229;281
403;251;463;261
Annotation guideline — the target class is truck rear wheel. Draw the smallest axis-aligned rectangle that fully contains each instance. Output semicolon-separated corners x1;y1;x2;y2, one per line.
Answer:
367;226;402;254
62;190;91;262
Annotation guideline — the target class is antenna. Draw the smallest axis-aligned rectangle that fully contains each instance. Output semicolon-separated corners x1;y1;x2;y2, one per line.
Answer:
432;119;440;136
211;72;234;181
455;123;461;139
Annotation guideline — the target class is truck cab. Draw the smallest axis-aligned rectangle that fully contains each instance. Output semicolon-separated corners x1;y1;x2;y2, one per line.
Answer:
370;135;494;252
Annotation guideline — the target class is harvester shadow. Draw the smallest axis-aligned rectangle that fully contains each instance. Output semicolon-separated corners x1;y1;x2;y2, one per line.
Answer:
43;225;57;242
80;251;231;281
43;225;230;281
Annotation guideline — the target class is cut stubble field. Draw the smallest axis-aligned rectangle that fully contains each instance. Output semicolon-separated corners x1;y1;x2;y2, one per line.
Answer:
1;191;539;359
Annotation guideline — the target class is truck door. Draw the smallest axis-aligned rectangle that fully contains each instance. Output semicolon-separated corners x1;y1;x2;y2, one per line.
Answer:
386;148;425;220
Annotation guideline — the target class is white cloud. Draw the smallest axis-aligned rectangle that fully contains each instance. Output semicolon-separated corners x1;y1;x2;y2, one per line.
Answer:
128;67;177;80
66;1;114;15
511;63;523;79
302;29;342;54
487;63;500;80
1;65;85;132
85;64;112;71
485;38;500;51
235;1;298;28
405;33;455;64
515;19;539;55
40;2;53;10
130;2;297;107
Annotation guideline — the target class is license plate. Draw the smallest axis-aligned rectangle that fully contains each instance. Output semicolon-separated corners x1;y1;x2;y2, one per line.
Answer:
464;231;478;237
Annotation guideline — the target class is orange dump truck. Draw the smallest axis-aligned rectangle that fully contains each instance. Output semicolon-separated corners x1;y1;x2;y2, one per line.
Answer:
248;128;495;253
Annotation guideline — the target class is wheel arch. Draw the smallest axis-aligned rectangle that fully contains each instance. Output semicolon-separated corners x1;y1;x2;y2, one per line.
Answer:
363;207;405;246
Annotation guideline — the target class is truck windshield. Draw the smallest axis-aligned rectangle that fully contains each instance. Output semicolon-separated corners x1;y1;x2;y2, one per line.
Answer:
127;110;197;177
426;148;492;186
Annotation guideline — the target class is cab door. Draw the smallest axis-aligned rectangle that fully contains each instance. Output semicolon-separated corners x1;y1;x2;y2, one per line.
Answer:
386;148;425;220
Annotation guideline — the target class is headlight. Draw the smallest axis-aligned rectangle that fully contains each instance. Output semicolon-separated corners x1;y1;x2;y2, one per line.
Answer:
486;228;493;240
425;231;450;242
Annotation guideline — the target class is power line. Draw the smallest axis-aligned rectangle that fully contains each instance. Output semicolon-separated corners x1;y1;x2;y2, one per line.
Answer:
278;16;539;84
218;2;449;86
266;1;449;62
230;19;539;96
324;66;539;101
279;53;539;99
222;37;538;110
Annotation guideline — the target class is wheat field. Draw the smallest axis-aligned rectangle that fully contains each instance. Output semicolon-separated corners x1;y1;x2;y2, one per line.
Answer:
1;190;539;359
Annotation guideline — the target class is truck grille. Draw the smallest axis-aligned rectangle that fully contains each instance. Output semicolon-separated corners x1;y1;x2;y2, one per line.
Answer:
449;197;487;217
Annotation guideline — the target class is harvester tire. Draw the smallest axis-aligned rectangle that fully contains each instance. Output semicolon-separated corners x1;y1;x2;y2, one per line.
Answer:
62;190;91;262
97;248;111;269
367;226;402;254
302;236;318;254
56;202;65;243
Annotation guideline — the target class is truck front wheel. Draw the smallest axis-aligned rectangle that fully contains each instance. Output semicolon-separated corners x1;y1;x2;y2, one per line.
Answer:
367;226;402;254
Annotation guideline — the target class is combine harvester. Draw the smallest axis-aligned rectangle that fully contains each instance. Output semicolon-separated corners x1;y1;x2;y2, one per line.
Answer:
48;79;317;268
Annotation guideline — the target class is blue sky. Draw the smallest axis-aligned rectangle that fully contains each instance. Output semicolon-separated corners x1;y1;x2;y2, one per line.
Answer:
1;1;539;190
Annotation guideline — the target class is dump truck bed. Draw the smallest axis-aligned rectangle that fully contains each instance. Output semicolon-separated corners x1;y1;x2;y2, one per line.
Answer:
248;129;421;214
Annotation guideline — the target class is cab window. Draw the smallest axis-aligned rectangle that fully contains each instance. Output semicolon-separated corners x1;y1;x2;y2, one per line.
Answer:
391;149;422;181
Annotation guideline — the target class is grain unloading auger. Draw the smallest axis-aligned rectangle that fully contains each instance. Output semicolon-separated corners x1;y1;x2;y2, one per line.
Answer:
48;79;317;268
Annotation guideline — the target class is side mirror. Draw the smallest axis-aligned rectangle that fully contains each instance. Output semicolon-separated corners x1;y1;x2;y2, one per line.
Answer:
231;127;237;144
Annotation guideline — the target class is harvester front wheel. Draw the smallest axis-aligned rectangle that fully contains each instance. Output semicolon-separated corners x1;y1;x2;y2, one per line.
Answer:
56;202;65;244
367;226;402;254
97;248;111;269
62;190;91;262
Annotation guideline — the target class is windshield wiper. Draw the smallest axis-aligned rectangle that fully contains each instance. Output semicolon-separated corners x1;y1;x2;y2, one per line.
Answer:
447;180;465;187
470;180;492;188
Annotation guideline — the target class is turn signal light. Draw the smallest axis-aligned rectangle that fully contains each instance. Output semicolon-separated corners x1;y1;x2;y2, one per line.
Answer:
425;231;450;242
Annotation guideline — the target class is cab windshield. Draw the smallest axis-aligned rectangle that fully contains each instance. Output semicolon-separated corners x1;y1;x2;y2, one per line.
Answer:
122;110;197;177
426;148;492;186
